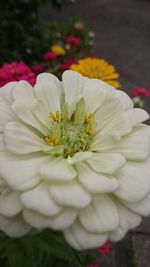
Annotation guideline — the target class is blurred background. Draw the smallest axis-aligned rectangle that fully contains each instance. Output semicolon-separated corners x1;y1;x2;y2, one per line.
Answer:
0;1;150;266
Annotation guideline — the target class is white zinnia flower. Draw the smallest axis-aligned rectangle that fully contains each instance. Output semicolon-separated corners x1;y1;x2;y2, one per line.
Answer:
0;70;150;250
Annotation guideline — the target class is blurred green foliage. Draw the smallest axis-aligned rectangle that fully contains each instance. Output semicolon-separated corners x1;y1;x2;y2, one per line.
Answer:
0;0;73;65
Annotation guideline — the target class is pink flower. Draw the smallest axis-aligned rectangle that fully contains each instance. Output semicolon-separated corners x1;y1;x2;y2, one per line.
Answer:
132;87;150;97
0;61;36;86
65;36;81;45
74;22;84;30
99;240;111;255
43;51;57;61
32;64;44;74
59;59;78;71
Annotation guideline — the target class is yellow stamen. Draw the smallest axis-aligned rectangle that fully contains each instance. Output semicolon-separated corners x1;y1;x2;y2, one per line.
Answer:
44;135;59;146
49;111;61;122
86;126;94;135
84;113;93;124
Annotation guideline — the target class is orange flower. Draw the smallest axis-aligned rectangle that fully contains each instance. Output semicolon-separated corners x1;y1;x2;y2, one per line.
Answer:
70;57;121;89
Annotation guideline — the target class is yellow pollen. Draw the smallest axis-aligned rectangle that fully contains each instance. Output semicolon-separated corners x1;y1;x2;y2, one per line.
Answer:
86;126;94;135
44;135;59;146
84;113;93;124
49;111;61;122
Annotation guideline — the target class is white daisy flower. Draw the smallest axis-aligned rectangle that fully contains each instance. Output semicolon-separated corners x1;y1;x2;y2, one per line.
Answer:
0;71;150;250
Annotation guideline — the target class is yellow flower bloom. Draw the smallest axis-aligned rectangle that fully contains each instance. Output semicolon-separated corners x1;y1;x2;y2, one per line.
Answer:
51;44;66;56
70;57;121;89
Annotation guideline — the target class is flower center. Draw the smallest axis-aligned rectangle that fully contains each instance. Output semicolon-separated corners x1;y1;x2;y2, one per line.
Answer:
44;99;94;158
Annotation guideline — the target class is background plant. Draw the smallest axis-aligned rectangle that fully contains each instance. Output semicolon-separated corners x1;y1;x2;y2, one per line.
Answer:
0;0;75;65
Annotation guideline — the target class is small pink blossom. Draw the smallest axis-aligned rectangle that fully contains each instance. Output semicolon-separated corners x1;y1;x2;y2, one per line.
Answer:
32;64;44;74
0;61;36;86
74;22;84;30
65;36;81;45
99;240;111;255
43;51;57;61
60;59;78;71
132;87;150;97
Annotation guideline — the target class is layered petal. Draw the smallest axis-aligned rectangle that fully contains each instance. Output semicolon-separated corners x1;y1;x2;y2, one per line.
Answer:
0;152;45;190
109;201;141;241
79;195;119;233
76;162;119;193
87;152;126;174
126;108;149;127
82;77;108;113
64;221;108;250
4;121;45;155
62;70;84;116
113;124;150;160
49;181;91;208
114;161;150;202
40;157;76;182
0;214;31;237
11;81;34;102
124;193;150;216
23;208;77;230
34;81;62;114
0;191;22;217
21;184;61;216
12;100;48;135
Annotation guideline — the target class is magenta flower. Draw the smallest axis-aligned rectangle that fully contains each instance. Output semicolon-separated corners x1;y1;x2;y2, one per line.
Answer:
0;61;36;86
43;51;57;61
99;240;111;255
132;87;150;97
32;64;44;74
59;59;78;71
65;36;81;45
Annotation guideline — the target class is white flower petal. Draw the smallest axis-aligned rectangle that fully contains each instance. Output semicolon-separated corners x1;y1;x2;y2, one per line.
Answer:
114;90;134;110
0;82;17;103
115;161;150;202
126;108;149;126
34;82;61;113
46;209;77;230
49;181;91;208
124;192;150;216
0;152;44;190
40;157;76;182
36;72;60;86
114;124;150;160
64;221;108;250
82;77;108;113
62;70;84;116
31;99;51;129
87;152;126;174
12;100;48;135
0;191;22;217
0;132;4;151
77;162;119;193
94;94;123;132
0;214;31;237
23;209;49;228
67;151;93;165
23;208;77;230
21;184;61;216
90;131;120;152
4;121;45;155
109;201;141;241
0;95;16;125
79;195;119;233
11;81;34;102
98;113;132;137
